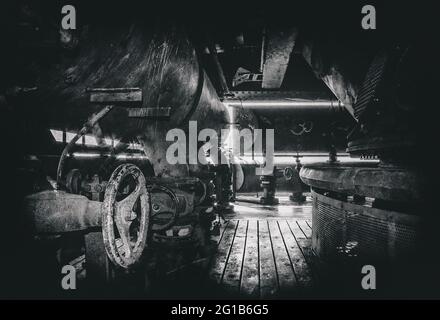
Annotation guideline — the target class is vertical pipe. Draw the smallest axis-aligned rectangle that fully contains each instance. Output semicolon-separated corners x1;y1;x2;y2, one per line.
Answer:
260;27;266;73
207;40;230;96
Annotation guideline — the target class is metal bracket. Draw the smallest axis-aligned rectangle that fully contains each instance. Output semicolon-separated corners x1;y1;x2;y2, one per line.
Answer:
128;107;171;119
87;87;142;104
232;67;262;87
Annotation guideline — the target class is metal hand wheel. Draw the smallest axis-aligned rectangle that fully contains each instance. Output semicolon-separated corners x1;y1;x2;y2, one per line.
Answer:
101;164;150;268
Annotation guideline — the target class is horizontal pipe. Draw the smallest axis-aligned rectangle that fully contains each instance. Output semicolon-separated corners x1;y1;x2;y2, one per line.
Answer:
233;156;377;166
223;98;344;112
24;191;102;234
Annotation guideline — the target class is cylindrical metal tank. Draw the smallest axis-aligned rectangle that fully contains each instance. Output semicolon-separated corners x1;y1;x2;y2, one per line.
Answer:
24;21;258;177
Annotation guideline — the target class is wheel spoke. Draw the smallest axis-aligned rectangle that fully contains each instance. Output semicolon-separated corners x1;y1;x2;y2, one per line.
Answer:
102;164;149;268
114;212;132;258
116;183;143;216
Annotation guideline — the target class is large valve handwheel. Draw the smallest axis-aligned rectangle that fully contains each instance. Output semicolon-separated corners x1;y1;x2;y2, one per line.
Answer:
102;164;150;269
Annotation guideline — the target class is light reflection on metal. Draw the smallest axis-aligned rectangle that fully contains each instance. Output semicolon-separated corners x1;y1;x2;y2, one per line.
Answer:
235;154;378;165
71;152;148;160
50;129;143;150
223;99;344;111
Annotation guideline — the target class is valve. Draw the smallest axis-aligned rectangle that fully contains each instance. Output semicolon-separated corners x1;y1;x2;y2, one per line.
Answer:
101;164;150;268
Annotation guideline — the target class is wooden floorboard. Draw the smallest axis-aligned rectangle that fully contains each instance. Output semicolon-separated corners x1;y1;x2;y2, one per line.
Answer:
212;219;229;245
209;220;238;283
211;218;315;298
222;220;248;293
288;219;307;240
259;220;278;298
278;220;314;289
240;220;259;297
287;220;319;284
268;220;297;293
297;220;312;239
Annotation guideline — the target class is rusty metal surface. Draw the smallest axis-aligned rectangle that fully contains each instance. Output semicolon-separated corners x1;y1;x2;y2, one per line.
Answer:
301;40;372;118
262;27;298;89
31;23;201;132
147;177;197;219
148;184;179;232
85;231;114;286
88;88;142;104
23;21;259;178
102;164;149;268
24;190;101;233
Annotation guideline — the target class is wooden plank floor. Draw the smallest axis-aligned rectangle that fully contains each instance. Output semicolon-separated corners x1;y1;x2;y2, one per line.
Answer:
209;218;315;298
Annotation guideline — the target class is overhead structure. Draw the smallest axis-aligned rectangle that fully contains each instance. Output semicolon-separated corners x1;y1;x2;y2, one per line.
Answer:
262;27;298;89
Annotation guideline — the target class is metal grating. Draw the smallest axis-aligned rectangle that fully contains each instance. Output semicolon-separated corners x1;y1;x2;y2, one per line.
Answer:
312;191;419;262
392;222;418;256
313;197;345;257
347;214;388;257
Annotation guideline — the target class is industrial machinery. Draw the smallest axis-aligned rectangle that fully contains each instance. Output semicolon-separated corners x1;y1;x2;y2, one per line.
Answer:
4;1;436;300
299;45;437;296
15;17;260;292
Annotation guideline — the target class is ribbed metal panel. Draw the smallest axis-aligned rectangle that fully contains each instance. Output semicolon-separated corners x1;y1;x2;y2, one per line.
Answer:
354;52;388;119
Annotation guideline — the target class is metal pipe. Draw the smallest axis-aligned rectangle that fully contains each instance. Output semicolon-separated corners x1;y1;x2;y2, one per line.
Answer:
56;105;114;188
260;27;266;73
223;98;344;112
207;40;230;96
24;191;102;234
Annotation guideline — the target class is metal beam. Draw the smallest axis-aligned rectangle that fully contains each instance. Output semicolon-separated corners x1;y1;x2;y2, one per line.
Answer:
207;40;230;96
262;27;298;89
223;98;344;114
